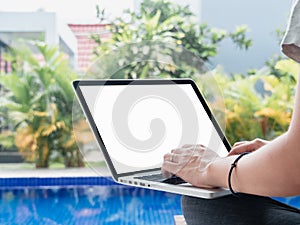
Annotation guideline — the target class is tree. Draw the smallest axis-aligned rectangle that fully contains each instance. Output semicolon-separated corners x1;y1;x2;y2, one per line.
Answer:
91;0;252;79
0;41;85;168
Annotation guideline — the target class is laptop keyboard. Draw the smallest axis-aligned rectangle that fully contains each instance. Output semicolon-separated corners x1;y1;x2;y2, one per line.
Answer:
135;173;165;182
134;173;186;185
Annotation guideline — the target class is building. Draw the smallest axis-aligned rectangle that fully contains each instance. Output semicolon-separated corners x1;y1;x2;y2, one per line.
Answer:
0;11;77;68
68;24;111;73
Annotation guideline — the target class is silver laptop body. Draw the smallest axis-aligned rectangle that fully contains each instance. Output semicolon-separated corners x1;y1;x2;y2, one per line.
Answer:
73;79;231;199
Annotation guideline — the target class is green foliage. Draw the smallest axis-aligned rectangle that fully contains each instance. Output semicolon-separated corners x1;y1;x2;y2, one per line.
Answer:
91;0;295;147
92;0;252;79
0;41;84;168
213;59;299;144
229;25;252;50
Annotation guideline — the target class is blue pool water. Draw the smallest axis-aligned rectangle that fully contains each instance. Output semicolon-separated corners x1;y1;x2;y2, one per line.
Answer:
0;176;299;225
0;185;182;225
273;196;300;210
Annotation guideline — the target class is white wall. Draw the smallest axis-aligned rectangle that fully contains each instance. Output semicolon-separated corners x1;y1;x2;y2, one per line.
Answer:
0;12;58;44
0;12;77;68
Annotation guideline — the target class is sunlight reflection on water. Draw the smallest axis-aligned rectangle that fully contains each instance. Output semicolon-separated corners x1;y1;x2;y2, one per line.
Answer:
0;185;182;225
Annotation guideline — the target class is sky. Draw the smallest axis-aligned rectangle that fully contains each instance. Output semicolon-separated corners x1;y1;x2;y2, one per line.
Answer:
0;0;134;23
0;0;201;23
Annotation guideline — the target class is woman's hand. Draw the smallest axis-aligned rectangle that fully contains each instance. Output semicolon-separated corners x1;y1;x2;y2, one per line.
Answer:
228;138;269;156
162;144;220;188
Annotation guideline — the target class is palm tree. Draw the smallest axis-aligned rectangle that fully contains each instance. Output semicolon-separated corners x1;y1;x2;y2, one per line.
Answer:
0;41;85;168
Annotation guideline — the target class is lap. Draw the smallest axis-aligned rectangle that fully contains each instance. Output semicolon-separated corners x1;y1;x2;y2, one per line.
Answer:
181;194;300;225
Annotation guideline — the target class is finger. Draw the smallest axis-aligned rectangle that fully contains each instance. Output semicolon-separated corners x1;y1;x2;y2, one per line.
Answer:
162;161;180;175
171;145;194;154
164;152;183;164
171;148;184;154
171;148;200;158
164;153;174;162
182;144;205;148
232;141;247;147
228;146;245;156
161;168;174;178
252;138;269;148
228;148;239;156
174;147;206;158
182;144;193;148
229;138;270;156
164;153;170;160
228;143;255;156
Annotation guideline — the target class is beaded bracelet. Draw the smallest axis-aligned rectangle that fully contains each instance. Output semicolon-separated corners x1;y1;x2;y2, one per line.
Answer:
228;152;250;196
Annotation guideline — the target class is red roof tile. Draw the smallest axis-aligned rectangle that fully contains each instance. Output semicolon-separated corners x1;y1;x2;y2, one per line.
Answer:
68;24;111;73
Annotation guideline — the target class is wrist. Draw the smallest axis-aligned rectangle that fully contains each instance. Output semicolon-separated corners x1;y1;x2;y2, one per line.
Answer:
205;157;227;188
205;155;240;189
228;152;250;195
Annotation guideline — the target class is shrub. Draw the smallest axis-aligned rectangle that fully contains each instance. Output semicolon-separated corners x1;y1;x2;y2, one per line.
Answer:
212;59;299;144
0;41;85;168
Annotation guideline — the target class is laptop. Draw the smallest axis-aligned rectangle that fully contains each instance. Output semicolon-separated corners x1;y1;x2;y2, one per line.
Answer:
73;79;231;199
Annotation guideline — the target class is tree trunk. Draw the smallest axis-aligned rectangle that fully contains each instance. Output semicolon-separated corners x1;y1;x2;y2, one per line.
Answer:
64;148;85;168
35;144;50;168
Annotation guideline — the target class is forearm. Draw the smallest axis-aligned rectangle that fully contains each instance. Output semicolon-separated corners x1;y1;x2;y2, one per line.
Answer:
206;132;300;197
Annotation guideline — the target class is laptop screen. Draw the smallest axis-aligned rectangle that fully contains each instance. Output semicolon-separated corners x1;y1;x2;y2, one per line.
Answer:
77;81;229;175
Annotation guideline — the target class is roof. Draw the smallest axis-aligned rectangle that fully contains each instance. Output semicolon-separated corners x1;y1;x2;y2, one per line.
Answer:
68;24;111;73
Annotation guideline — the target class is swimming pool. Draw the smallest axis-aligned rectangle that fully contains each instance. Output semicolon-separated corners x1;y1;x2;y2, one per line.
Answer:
0;178;182;225
0;177;299;225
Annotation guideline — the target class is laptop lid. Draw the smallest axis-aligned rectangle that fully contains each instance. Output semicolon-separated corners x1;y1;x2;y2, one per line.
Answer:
73;79;231;181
